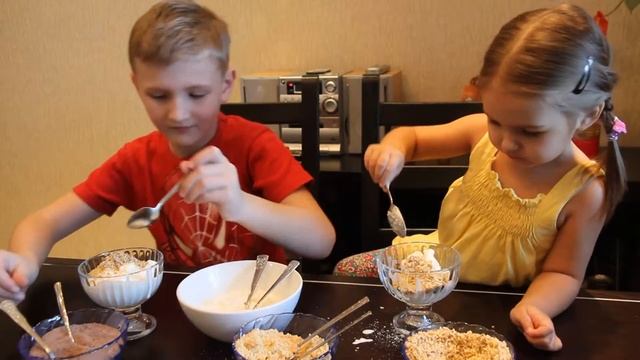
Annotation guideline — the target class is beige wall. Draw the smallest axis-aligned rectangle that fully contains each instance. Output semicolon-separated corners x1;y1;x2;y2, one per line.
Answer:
1;0;638;259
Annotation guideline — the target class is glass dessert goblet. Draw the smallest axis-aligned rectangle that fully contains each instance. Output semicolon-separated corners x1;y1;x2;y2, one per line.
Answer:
377;242;460;334
78;247;164;340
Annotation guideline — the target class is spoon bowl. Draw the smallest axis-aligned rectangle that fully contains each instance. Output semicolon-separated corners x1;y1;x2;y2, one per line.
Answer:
127;183;180;229
385;184;407;238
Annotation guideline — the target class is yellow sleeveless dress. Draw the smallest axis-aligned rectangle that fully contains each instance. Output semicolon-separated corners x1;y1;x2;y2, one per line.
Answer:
394;134;602;286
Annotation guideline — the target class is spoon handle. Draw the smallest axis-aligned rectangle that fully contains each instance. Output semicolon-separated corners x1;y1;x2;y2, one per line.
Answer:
0;300;56;359
54;282;75;343
252;260;300;309
158;182;181;207
298;296;369;349
294;310;372;360
384;184;394;204
245;255;269;307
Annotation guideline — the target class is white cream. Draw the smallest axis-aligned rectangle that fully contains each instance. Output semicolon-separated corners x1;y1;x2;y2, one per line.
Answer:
202;290;279;312
83;260;162;309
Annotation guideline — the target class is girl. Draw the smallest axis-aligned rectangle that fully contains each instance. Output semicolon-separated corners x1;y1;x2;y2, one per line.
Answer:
340;3;627;351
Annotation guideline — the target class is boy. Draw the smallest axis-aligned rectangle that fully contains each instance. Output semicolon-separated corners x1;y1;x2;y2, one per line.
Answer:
0;0;335;302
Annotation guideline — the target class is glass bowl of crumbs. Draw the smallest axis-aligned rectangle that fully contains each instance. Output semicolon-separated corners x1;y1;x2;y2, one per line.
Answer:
402;321;515;360
232;312;338;360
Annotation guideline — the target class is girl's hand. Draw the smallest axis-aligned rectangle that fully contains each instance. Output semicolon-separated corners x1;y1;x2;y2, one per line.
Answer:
0;250;39;302
178;146;246;221
510;303;563;351
364;143;405;188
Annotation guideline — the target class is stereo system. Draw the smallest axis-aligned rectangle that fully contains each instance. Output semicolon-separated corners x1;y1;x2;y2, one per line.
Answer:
240;66;402;154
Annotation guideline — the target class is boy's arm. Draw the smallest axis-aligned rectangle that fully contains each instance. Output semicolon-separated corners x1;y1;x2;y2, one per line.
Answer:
1;192;102;300
179;146;336;259
510;178;606;350
233;187;335;259
10;192;102;265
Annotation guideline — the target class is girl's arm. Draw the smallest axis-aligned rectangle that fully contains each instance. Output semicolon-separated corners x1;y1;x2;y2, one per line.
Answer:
365;113;488;193
384;113;488;162
511;177;606;350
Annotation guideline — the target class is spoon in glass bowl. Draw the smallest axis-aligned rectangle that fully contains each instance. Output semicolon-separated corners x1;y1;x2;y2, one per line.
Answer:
385;182;407;238
127;182;180;229
0;299;56;359
54;282;75;344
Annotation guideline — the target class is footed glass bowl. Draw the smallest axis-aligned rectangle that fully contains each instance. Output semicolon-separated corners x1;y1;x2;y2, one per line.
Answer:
377;242;460;334
78;247;163;340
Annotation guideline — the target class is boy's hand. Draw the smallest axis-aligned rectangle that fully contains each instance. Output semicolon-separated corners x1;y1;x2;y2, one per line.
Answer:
510;303;563;351
0;250;39;302
178;146;245;221
364;143;405;188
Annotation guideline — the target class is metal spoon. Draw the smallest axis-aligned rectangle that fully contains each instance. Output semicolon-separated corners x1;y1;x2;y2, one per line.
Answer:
54;282;75;344
294;311;372;360
244;255;269;308
251;260;300;309
127;182;180;229
0;299;56;359
293;296;371;360
385;183;407;237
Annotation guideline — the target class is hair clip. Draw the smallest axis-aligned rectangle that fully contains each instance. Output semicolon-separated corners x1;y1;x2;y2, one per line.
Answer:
572;57;594;94
608;116;627;141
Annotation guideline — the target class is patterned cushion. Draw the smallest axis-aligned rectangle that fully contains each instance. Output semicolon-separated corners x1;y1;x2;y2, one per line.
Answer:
333;250;381;278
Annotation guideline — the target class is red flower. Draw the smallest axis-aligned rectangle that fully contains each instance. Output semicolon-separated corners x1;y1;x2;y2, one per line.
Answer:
594;11;608;36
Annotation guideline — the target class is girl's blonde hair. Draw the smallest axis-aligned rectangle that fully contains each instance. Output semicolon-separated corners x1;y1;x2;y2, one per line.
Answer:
128;0;230;72
477;3;626;220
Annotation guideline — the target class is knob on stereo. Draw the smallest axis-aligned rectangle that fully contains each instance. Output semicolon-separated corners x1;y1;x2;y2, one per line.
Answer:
322;97;338;114
324;81;337;93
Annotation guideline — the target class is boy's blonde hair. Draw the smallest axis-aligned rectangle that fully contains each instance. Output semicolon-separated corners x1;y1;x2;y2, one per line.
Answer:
128;0;230;72
477;4;626;220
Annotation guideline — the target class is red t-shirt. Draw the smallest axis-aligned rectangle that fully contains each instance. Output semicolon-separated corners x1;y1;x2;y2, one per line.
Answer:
74;113;312;267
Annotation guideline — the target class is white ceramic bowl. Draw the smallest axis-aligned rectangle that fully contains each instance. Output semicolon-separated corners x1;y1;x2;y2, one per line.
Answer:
176;260;303;342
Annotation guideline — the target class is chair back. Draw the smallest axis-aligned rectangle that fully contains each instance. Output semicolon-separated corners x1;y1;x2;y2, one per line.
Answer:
221;76;321;195
360;75;483;251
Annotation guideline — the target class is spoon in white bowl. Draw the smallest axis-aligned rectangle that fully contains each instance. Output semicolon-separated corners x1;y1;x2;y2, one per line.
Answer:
251;260;300;309
54;282;75;344
127;182;180;229
0;299;56;359
244;255;269;308
385;182;407;238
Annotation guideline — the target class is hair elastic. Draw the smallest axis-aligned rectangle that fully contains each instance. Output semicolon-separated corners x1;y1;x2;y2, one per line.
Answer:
608;116;627;141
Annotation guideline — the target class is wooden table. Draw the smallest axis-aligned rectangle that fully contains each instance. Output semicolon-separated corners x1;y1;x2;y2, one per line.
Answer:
1;259;639;359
